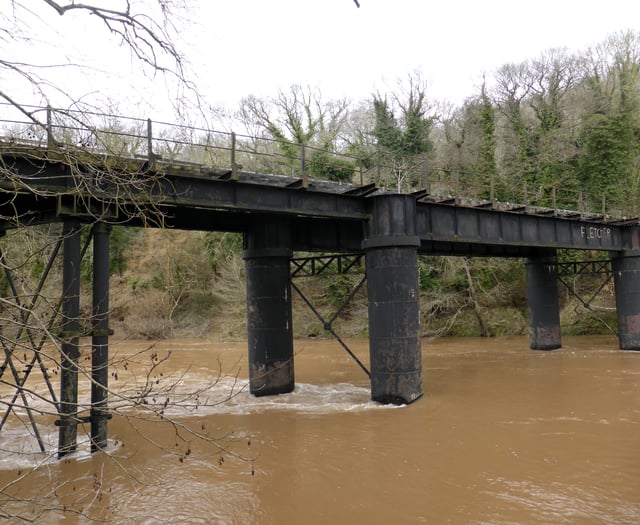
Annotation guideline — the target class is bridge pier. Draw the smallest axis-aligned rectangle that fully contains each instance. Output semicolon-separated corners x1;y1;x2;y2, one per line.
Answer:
91;222;110;451
364;195;422;405
525;253;562;350
612;251;640;350
58;220;82;458
243;218;295;396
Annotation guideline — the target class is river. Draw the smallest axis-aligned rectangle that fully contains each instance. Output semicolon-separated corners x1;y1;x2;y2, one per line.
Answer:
1;336;639;524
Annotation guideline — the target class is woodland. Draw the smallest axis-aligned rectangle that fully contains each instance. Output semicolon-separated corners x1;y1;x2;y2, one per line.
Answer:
85;31;640;342
4;30;640;342
0;2;637;521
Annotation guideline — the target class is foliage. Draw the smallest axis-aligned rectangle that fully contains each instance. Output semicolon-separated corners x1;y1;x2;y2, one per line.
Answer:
307;150;355;183
371;73;435;191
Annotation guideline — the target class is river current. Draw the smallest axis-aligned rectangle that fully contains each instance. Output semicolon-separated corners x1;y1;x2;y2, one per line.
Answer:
1;336;639;524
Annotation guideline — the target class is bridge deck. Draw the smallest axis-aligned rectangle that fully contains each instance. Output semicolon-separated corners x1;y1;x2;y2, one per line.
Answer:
1;133;638;257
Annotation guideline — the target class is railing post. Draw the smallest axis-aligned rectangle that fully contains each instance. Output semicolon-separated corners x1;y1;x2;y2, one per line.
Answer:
578;191;584;214
147;118;154;165
523;182;528;207
552;186;557;214
490;175;495;204
602;194;606;217
46;106;54;150
300;143;308;187
376;144;381;186
230;132;239;180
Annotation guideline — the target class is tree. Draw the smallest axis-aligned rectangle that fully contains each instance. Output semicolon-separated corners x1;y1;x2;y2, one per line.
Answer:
431;82;497;200
238;85;354;180
372;72;435;191
2;2;193;116
577;31;640;213
492;49;581;205
0;3;251;522
476;82;498;185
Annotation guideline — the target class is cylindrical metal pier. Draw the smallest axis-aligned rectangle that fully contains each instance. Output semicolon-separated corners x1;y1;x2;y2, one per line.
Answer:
363;195;422;405
58;220;82;458
612;252;640;350
525;254;562;350
91;222;110;451
243;218;294;396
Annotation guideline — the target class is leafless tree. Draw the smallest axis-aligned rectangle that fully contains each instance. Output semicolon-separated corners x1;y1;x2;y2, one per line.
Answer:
0;3;255;522
1;1;193;115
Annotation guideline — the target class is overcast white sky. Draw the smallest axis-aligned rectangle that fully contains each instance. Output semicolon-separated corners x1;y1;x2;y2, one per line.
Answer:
191;0;640;107
9;0;640;120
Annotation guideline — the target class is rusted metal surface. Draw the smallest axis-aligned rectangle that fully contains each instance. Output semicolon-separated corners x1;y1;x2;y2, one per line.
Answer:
612;253;640;350
90;222;110;451
57;220;82;457
248;360;295;397
244;220;295;396
525;255;562;351
366;244;422;405
529;326;562;351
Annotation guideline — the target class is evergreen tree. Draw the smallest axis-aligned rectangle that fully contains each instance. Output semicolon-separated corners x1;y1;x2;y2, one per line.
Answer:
578;31;640;213
371;73;434;191
477;82;498;185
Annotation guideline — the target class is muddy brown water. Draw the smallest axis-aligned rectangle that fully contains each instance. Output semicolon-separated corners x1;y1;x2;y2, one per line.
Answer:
1;336;639;524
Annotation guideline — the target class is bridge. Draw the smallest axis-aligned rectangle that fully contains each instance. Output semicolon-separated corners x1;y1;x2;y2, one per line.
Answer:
1;104;640;457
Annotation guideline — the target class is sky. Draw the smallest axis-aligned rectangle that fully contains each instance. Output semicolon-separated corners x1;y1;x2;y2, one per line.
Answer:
7;0;640;121
191;0;640;108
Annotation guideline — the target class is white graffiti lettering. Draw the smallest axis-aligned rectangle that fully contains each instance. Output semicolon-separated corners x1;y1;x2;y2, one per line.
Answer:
579;225;611;240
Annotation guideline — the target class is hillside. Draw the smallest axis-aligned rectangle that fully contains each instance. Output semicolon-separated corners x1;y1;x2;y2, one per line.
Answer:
109;228;617;341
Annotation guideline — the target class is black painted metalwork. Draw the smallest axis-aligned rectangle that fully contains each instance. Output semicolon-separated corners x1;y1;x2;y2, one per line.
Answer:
91;222;110;451
557;260;612;276
290;253;364;278
58;220;82;458
0;258;47;451
4;109;640;450
243;218;294;396
364;195;422;405
290;277;370;377
366;246;422;404
0;238;63;450
554;259;616;335
1;145;635;257
525;254;562;350
612;252;640;350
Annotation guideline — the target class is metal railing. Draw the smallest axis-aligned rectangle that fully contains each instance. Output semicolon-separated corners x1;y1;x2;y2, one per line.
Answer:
0;103;636;221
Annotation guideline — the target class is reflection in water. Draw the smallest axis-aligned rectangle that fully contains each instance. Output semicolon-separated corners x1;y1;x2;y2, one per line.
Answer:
1;336;639;524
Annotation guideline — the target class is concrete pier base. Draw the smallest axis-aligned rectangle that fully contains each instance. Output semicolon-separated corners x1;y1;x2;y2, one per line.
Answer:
525;254;561;350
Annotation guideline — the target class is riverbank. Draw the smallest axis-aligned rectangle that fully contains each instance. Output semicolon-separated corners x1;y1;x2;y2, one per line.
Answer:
106;229;618;342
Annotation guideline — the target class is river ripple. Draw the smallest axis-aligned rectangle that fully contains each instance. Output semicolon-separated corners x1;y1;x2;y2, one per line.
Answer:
1;335;639;524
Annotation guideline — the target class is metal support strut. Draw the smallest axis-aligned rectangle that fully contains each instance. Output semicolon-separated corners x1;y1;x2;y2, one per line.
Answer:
0;239;64;452
58;220;82;458
91;222;110;451
290;275;370;377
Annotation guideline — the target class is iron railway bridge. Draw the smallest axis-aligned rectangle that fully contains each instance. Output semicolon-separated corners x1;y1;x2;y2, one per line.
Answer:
0;104;639;458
